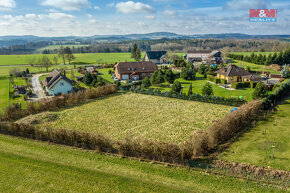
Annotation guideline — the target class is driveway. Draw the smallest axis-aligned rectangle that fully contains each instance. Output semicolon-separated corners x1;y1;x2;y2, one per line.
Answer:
31;74;47;100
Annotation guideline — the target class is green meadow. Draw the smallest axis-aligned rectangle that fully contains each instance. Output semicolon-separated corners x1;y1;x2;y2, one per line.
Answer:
0;134;284;192
220;98;290;171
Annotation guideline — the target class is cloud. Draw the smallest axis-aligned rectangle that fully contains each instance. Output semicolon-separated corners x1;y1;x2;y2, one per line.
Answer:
145;15;155;19
163;10;177;17
94;5;100;10
41;0;90;11
0;0;16;10
224;0;270;10
47;12;75;19
116;1;155;14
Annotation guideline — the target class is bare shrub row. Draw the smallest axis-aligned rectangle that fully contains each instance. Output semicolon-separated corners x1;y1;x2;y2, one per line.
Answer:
0;99;264;165
212;160;290;181
186;100;263;157
0;84;118;121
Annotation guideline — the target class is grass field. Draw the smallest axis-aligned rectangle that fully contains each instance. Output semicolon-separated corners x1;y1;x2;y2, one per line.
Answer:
231;52;277;56
0;134;283;193
152;73;255;101
220;98;290;171
230;60;279;74
19;93;232;144
0;53;143;66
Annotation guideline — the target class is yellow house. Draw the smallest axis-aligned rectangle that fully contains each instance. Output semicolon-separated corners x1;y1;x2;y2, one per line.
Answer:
216;64;251;84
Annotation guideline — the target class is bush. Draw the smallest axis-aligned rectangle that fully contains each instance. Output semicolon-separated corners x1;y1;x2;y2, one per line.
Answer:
171;80;182;93
0;85;118;121
231;82;251;89
252;82;268;99
221;79;227;84
206;75;214;82
250;81;257;88
213;78;221;84
188;100;263;157
202;83;214;96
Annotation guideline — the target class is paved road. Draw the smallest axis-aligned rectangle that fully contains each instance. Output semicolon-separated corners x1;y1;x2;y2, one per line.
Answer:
31;74;47;100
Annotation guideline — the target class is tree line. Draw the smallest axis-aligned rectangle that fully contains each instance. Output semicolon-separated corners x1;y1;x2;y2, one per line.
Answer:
227;48;290;65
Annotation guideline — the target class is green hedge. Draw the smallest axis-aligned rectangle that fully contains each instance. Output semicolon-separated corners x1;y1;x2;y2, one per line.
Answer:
130;87;246;107
262;79;290;110
213;78;221;84
231;82;251;89
207;75;214;82
221;79;227;84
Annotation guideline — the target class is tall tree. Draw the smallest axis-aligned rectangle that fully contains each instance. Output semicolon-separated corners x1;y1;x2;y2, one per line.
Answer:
58;45;66;65
131;43;141;61
188;84;193;96
40;55;53;72
65;47;75;67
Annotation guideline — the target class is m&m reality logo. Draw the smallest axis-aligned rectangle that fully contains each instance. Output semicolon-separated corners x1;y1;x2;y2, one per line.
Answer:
249;9;277;22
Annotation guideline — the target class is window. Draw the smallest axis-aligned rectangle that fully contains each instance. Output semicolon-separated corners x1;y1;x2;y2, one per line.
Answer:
128;68;131;71
142;73;145;77
142;67;146;70
60;82;64;86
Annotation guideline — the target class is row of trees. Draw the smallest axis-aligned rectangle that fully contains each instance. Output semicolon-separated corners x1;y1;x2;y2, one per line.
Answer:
227;48;290;65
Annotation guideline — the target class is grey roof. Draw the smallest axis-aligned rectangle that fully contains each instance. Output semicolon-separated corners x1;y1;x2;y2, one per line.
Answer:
42;70;73;89
146;51;167;60
216;64;251;77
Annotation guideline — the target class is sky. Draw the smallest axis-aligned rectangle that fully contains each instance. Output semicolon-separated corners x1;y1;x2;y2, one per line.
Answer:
0;0;289;36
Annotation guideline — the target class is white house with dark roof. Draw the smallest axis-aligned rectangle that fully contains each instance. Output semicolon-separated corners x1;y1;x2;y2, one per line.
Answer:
144;51;167;64
42;70;73;96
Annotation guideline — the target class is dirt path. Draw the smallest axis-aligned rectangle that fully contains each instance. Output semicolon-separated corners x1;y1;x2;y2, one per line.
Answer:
31;74;47;100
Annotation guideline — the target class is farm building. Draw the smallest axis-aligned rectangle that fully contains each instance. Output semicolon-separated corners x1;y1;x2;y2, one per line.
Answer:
42;70;74;96
216;64;251;83
144;51;167;64
187;50;222;64
114;61;158;80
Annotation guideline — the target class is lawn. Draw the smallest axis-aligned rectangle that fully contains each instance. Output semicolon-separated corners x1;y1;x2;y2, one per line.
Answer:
230;60;280;74
152;73;255;101
0;134;282;193
220;98;290;171
19;93;232;144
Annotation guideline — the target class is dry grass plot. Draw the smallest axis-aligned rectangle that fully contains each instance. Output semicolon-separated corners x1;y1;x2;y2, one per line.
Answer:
20;93;232;144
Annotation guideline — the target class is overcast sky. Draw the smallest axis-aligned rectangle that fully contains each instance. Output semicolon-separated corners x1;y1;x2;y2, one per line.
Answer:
0;0;289;36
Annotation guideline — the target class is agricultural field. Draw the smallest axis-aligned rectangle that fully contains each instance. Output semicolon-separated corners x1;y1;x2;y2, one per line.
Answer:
18;93;232;144
0;134;282;193
152;73;255;101
0;53;143;66
220;98;290;171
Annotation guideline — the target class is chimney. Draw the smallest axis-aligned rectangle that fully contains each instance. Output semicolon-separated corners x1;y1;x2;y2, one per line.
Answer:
63;70;66;77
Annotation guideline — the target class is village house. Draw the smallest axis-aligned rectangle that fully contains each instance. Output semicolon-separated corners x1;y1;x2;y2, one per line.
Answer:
42;70;74;96
144;51;167;64
216;64;251;83
187;50;222;64
241;74;264;82
114;61;158;81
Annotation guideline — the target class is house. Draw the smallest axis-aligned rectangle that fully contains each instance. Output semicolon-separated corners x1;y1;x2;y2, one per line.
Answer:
42;70;74;96
187;50;222;64
114;61;158;81
216;64;251;83
87;68;98;75
144;51;167;64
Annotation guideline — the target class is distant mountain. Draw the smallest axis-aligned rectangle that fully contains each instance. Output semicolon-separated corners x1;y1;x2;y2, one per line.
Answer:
0;32;290;48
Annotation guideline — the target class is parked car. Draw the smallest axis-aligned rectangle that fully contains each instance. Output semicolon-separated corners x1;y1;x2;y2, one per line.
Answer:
114;77;120;81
